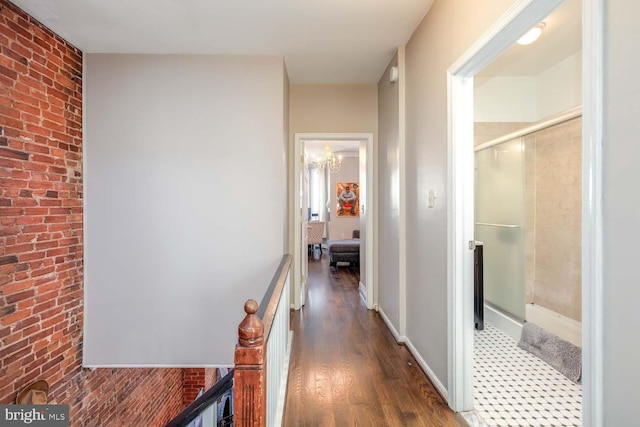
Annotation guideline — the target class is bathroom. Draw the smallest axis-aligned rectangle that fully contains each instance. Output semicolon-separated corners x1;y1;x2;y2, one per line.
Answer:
471;1;583;426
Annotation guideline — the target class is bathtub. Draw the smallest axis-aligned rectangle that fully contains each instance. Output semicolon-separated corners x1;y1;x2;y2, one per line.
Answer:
525;303;582;347
483;303;582;348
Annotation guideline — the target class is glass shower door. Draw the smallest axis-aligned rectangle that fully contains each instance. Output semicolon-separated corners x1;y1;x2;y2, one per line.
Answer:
475;138;526;321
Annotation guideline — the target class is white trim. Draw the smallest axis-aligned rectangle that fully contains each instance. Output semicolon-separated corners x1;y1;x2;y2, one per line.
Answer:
359;281;367;301
379;307;406;343
398;45;408;337
448;1;566;76
447;66;475;414
273;331;294;427
474;106;582;152
405;337;448;401
447;0;602;416
364;136;375;310
293;133;375;311
582;0;604;424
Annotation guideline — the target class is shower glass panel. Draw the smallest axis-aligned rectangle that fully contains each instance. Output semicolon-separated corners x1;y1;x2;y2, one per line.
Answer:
475;138;526;321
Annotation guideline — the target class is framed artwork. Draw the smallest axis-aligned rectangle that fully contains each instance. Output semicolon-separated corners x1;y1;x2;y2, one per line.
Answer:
336;182;359;217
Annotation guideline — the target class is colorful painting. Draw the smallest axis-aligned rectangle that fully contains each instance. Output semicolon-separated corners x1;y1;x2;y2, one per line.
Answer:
336;182;359;217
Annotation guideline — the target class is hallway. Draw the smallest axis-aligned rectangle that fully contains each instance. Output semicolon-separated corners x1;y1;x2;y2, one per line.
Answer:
283;251;465;426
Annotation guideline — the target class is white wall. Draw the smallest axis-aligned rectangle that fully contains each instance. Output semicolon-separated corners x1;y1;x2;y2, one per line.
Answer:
474;76;538;122
403;0;518;390
603;1;640;423
536;52;582;119
84;54;287;366
377;54;401;331
475;52;582;122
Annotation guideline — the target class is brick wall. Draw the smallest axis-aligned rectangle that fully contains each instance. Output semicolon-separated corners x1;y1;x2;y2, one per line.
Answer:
183;368;206;406
0;1;186;425
183;368;221;406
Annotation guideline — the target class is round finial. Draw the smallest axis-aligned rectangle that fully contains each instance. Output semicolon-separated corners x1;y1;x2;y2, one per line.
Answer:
244;299;258;315
238;299;264;347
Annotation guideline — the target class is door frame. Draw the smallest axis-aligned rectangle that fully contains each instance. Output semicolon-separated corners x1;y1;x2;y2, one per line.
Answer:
446;0;603;425
293;133;375;310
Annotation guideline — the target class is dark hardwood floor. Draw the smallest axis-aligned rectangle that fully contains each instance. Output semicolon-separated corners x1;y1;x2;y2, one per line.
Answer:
283;249;466;426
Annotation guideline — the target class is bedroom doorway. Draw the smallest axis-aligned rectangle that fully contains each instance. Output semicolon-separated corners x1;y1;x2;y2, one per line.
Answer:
293;133;374;311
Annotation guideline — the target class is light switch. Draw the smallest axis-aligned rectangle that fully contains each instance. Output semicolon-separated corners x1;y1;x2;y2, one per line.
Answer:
428;189;436;208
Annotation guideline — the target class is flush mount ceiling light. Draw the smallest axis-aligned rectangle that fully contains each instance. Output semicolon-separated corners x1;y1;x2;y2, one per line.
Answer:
517;23;545;45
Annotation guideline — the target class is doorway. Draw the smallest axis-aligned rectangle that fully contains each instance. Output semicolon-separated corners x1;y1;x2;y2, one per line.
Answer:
292;133;375;311
447;0;603;425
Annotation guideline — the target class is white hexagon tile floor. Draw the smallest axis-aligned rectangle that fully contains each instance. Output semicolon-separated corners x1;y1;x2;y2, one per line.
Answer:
473;323;582;427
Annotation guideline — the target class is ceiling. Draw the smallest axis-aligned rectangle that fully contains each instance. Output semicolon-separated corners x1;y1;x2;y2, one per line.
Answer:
11;0;434;84
477;0;581;78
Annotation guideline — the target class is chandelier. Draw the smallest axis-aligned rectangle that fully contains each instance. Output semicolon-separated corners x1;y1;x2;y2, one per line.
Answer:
313;143;342;173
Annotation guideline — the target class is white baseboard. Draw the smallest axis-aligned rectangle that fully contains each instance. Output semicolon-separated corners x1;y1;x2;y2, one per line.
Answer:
358;281;366;302
404;337;448;401
484;304;523;341
378;307;406;343
526;303;582;347
273;331;293;427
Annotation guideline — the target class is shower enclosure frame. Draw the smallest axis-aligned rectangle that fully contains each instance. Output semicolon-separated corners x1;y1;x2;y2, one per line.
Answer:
446;1;603;426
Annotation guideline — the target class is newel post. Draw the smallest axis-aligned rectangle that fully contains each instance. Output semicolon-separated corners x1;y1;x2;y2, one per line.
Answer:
234;299;266;427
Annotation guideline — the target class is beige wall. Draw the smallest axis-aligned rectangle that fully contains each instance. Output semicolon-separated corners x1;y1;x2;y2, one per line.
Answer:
403;0;518;387
377;53;401;330
605;2;640;422
289;84;378;136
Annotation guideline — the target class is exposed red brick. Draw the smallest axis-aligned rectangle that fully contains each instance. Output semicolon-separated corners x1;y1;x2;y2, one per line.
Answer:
0;2;187;426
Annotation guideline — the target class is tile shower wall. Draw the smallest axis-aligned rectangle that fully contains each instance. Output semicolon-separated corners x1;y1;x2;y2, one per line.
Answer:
531;117;582;321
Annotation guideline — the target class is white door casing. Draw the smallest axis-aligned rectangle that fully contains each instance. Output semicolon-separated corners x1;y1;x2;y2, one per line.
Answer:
293;133;375;310
300;153;309;307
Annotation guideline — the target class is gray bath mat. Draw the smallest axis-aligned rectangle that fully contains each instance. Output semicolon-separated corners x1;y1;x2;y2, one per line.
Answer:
517;321;582;383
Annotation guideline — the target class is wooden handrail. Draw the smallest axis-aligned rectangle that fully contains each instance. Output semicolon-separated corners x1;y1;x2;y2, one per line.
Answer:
257;254;292;339
234;254;292;427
